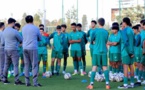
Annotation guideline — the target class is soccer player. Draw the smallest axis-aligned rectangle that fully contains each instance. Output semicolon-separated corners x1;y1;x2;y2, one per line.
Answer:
87;18;110;89
69;23;83;76
50;25;64;75
77;23;88;74
132;25;141;86
0;22;5;81
14;23;24;76
2;18;24;85
38;28;48;77
107;25;121;78
140;19;145;30
118;17;134;89
22;15;42;87
135;22;145;86
61;24;70;74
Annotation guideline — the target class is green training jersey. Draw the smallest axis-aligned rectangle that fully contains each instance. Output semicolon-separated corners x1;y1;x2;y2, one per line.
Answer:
62;32;69;52
18;32;23;54
134;33;141;55
140;30;145;47
108;32;121;53
92;28;109;54
87;28;96;49
69;31;82;51
53;33;63;51
38;35;47;54
78;30;87;50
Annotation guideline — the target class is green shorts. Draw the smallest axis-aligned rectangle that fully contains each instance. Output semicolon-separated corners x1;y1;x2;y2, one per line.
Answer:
134;54;141;62
122;56;134;65
63;51;69;58
90;48;93;57
109;53;121;62
39;54;47;61
92;54;108;66
51;50;63;59
81;50;86;56
70;50;82;57
141;55;145;65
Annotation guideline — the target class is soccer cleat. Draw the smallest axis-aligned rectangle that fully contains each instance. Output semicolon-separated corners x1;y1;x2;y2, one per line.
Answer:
19;72;24;77
53;70;57;74
83;72;87;75
42;73;46;78
80;73;84;76
118;85;128;89
14;80;25;85
26;83;31;87
62;71;66;74
128;84;134;88
3;80;10;84
134;82;141;87
141;81;145;85
87;85;93;89
106;85;110;89
34;83;42;87
72;72;78;76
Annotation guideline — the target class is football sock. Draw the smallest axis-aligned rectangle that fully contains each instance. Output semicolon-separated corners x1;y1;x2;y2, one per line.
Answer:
130;76;134;84
79;61;83;70
104;70;109;82
20;63;24;73
138;70;143;80
90;71;96;83
43;63;46;73
51;65;54;73
57;65;60;73
123;77;128;85
73;60;77;70
63;57;67;71
143;71;145;80
135;68;139;76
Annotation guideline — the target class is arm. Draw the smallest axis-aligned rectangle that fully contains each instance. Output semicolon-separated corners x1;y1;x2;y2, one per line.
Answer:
128;29;134;55
135;35;141;47
1;33;5;46
15;31;22;44
143;39;145;55
84;33;88;44
90;31;96;44
37;29;42;41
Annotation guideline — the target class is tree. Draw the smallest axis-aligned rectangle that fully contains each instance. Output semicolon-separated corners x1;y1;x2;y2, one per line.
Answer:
116;5;144;24
82;15;88;31
21;13;27;27
33;13;41;27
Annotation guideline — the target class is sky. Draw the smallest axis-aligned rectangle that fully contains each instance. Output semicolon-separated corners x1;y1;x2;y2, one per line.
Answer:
0;0;113;24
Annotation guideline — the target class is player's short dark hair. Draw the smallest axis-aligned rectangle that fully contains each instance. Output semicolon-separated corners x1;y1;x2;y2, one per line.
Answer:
25;15;33;23
143;22;145;26
40;28;44;31
140;19;145;24
71;23;76;26
132;25;139;30
123;17;131;26
56;25;61;29
76;23;82;27
112;22;119;27
91;20;97;25
98;18;105;26
0;22;4;28
111;25;119;31
61;24;67;28
15;23;21;28
136;24;141;28
39;24;44;28
8;18;16;24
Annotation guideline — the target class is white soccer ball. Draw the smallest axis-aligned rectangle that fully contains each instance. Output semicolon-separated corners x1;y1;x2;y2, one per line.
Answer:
45;71;52;78
66;73;71;78
64;73;71;80
88;71;92;77
109;75;115;82
115;75;121;82
95;74;102;82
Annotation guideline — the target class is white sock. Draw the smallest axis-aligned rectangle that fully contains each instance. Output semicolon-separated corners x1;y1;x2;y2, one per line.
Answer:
137;80;141;82
131;83;134;86
90;82;94;85
106;82;109;85
80;69;83;73
124;84;128;87
74;70;77;73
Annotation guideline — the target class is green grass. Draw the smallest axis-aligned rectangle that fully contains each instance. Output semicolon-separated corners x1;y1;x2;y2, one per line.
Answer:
0;50;144;90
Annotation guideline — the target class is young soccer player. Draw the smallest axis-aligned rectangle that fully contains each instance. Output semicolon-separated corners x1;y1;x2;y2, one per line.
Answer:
77;23;88;74
132;25;141;86
87;18;110;89
14;23;24;76
107;25;121;78
69;23;83;76
61;24;70;74
118;17;135;89
38;28;48;77
0;22;5;81
22;15;42;87
2;18;24;85
51;25;64;75
135;22;145;86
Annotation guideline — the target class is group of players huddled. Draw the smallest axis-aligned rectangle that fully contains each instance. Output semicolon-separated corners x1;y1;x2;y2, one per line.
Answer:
0;15;145;89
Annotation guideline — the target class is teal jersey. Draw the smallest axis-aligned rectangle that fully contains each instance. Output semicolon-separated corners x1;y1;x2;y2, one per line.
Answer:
62;32;69;52
140;30;145;47
134;34;141;55
69;31;82;50
91;28;109;54
38;35;47;54
78;30;88;50
18;32;23;53
120;26;134;57
109;32;121;53
48;31;57;47
53;33;63;51
87;28;96;49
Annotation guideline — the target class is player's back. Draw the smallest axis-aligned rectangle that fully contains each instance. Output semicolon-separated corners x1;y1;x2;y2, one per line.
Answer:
22;24;41;50
93;28;108;54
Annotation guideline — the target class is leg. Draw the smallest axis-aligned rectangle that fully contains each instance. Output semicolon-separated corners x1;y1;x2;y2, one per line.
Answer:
0;49;5;80
63;53;68;72
42;54;47;73
129;65;134;86
56;59;61;75
51;58;55;75
82;55;86;73
23;50;30;84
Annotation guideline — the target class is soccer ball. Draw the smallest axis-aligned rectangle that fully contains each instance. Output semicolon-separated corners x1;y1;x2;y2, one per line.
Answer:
95;74;103;82
64;73;71;80
109;75;115;82
45;71;52;78
115;75;122;82
88;71;92;77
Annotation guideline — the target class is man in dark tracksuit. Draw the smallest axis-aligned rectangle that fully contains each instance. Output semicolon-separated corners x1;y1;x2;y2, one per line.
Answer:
22;15;42;87
0;22;5;81
2;18;24;85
